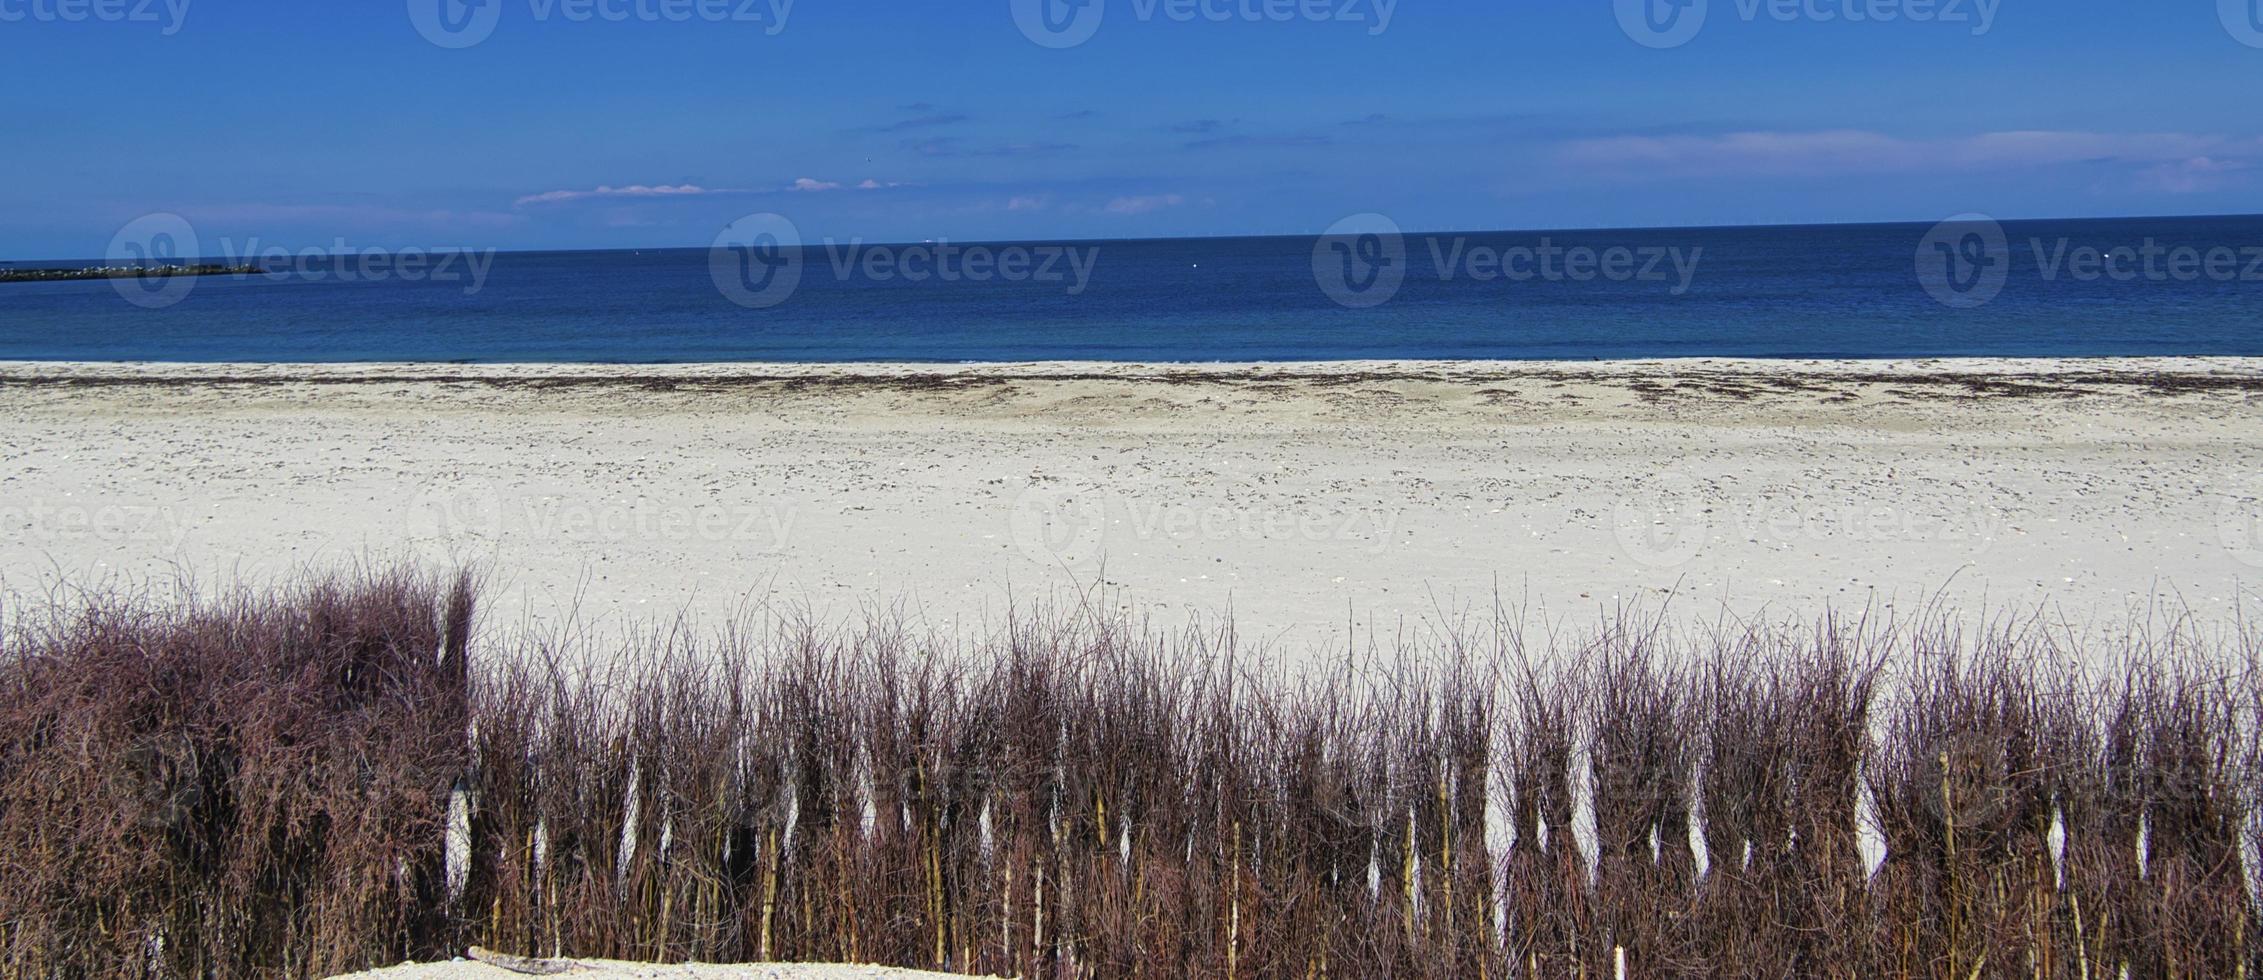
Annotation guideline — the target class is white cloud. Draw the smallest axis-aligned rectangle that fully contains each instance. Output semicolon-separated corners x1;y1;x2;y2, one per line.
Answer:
790;177;844;192
1104;193;1187;215
513;184;727;207
1007;195;1049;211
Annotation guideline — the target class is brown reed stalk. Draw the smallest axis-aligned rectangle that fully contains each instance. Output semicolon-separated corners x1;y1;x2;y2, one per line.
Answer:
5;572;2260;979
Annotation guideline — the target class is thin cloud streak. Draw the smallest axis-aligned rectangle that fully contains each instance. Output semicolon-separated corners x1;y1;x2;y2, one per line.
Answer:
1558;129;2263;184
904;137;1077;158
1184;134;1331;150
514;184;741;207
1104;193;1187;215
854;112;970;135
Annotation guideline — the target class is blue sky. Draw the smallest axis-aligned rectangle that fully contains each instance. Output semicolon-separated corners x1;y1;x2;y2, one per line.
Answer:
2;0;2259;256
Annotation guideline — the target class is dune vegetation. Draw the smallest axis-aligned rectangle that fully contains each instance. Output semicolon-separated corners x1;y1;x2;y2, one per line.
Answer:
0;570;2255;978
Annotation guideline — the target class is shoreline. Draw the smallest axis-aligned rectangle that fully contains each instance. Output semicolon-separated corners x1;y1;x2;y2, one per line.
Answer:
3;356;2261;407
4;354;2259;645
7;354;2263;377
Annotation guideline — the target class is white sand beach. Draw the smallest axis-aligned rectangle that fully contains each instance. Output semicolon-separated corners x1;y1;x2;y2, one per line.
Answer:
4;357;2261;646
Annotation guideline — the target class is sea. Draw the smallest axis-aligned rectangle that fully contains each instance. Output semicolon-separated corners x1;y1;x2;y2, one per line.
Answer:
3;215;2260;362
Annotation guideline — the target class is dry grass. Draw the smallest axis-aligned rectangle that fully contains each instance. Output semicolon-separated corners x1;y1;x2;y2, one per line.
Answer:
3;572;2259;978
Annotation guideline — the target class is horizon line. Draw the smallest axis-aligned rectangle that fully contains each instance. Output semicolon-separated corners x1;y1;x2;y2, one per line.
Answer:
7;208;2262;264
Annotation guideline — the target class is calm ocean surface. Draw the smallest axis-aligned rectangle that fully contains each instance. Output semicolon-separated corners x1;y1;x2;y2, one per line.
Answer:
3;215;2259;362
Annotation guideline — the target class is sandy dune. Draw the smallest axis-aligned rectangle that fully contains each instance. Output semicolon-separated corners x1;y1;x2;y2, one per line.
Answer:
3;357;2261;645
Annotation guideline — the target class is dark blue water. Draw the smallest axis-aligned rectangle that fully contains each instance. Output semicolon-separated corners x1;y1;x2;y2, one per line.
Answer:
3;215;2259;361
